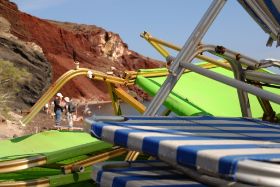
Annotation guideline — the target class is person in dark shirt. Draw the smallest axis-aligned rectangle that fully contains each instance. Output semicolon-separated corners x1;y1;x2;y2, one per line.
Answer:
54;93;64;126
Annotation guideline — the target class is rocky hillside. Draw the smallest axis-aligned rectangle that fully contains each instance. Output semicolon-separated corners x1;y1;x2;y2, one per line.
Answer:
0;16;51;107
0;0;162;109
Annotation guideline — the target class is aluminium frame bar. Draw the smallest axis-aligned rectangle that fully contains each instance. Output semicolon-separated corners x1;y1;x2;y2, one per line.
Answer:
205;44;280;84
142;29;279;118
203;44;279;119
245;70;280;85
144;0;227;116
180;62;280;105
201;44;254;117
220;56;252;117
143;32;280;84
200;44;252;117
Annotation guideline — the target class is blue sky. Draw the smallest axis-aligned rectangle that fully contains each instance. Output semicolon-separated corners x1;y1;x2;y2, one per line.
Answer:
11;0;280;62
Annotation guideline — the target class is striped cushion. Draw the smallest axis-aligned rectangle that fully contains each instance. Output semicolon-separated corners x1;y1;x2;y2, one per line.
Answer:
89;116;280;179
92;160;206;187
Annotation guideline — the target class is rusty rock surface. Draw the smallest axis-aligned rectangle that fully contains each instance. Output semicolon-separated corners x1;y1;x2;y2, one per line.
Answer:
0;0;163;104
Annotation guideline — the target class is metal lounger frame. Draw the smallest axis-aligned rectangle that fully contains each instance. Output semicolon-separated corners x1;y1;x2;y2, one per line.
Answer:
143;0;280;185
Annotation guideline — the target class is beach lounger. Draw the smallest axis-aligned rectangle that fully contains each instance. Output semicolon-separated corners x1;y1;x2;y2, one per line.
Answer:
92;160;207;187
88;1;280;186
87;116;280;186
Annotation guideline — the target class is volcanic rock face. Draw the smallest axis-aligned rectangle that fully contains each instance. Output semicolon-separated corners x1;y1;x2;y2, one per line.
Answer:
0;16;51;107
0;0;163;106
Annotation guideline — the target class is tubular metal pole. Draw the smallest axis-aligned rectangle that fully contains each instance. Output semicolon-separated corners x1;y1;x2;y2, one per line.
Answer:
181;62;280;105
200;44;252;117
144;0;227;116
203;45;252;117
245;70;280;85
200;44;280;86
202;44;278;119
223;57;252;117
221;49;259;68
255;87;276;122
169;0;227;74
202;44;259;68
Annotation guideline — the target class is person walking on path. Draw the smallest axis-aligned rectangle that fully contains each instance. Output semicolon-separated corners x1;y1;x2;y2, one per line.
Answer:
54;93;65;126
64;97;75;128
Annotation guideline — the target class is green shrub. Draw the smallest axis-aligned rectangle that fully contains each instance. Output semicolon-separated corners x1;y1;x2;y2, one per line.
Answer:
0;60;31;114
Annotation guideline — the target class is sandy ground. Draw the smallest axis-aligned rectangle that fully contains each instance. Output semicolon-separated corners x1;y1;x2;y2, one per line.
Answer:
0;111;25;140
0;101;106;140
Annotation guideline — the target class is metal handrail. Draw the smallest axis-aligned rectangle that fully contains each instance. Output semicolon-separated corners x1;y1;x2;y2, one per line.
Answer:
20;68;131;125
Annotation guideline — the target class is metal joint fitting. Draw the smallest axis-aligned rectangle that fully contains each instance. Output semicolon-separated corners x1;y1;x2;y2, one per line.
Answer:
215;46;226;54
236;54;241;61
277;33;280;47
266;36;274;47
166;55;175;66
72;165;85;173
140;31;149;39
262;111;277;123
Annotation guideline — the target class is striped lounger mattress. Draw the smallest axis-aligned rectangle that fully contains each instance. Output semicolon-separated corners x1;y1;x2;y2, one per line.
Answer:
87;116;280;186
92;160;206;187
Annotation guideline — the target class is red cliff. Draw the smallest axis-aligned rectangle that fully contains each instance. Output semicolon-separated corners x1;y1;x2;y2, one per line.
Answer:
0;0;162;104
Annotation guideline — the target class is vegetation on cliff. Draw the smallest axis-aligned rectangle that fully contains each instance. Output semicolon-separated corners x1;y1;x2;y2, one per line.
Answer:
0;60;31;116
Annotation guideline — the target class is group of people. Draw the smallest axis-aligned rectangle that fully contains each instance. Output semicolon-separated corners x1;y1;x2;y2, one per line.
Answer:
53;92;76;128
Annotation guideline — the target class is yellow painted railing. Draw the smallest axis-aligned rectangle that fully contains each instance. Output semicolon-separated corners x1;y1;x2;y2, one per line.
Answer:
140;31;231;70
114;87;146;114
20;68;129;126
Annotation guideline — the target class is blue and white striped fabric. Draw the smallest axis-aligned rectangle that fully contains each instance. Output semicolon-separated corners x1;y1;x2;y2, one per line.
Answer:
92;160;206;187
89;116;280;179
238;0;280;46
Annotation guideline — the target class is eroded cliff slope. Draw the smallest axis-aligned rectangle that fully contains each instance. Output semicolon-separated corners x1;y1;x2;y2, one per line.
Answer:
0;0;162;107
